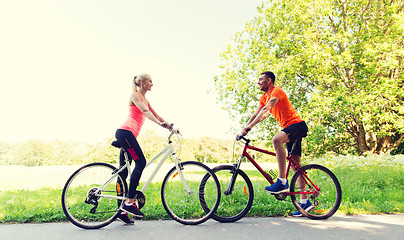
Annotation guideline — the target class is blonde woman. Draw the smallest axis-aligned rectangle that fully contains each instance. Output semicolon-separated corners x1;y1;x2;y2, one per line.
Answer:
115;74;170;225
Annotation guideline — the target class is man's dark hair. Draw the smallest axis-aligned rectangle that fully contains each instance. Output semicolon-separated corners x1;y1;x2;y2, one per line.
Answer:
261;71;276;84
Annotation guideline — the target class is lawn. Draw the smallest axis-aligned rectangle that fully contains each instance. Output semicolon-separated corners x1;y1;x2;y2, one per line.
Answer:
1;155;403;223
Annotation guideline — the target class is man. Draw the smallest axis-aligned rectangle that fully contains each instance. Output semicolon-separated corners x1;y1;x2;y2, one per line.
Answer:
240;71;313;217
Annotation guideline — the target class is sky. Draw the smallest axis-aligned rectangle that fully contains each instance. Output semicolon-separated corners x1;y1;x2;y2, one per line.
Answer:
0;0;263;143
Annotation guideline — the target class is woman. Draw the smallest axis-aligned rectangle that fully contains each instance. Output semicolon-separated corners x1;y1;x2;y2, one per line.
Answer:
116;73;169;225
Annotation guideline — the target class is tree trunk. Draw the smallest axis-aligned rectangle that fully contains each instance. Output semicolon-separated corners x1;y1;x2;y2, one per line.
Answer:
356;120;370;155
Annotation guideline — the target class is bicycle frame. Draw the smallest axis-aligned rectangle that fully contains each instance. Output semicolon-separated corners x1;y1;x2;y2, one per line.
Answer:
139;140;192;194
234;138;320;196
99;129;192;200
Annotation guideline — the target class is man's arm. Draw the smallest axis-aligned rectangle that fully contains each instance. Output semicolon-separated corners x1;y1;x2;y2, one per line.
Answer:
241;97;279;134
246;104;264;126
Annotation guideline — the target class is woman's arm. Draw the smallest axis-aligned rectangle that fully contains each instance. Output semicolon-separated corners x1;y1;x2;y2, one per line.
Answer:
148;104;166;123
130;93;167;127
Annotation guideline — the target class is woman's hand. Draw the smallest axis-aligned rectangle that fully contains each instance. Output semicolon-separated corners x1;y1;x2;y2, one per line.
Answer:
161;122;171;129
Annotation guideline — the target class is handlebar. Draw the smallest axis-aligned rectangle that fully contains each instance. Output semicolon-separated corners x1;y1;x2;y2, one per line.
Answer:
236;134;250;144
162;123;180;133
161;122;172;129
236;134;245;141
167;123;181;141
236;128;251;141
165;123;182;158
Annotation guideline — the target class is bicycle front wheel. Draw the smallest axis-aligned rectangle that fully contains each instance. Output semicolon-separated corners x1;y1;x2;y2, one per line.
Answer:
61;162;128;229
161;161;221;225
201;165;254;222
290;164;342;220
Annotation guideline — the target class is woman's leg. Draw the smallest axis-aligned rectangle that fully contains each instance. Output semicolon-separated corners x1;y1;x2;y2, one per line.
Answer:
115;129;146;200
126;146;146;199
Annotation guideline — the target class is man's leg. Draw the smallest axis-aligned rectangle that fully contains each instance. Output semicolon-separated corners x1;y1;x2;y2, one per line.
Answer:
265;131;290;193
290;152;315;216
290;154;308;200
272;131;290;179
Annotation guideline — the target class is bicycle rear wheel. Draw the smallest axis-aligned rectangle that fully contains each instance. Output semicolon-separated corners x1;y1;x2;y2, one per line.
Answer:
161;161;220;225
61;162;128;229
200;165;254;222
290;164;342;220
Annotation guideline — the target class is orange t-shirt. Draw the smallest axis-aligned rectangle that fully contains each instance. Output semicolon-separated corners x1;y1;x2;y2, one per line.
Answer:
259;86;303;129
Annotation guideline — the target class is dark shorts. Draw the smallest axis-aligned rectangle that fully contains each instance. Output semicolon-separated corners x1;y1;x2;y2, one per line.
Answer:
282;121;308;156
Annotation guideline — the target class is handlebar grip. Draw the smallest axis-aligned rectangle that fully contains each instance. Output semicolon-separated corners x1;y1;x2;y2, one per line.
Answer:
236;128;250;141
236;134;245;141
162;123;174;130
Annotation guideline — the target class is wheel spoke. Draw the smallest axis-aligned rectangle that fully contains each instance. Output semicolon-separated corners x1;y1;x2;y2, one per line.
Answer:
61;163;127;229
161;161;220;225
290;164;341;219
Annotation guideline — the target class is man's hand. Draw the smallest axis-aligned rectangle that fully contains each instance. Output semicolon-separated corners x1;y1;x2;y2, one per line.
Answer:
240;126;252;136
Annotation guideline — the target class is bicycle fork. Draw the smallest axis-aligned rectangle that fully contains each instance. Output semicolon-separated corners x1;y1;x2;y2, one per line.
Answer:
224;156;244;195
172;152;193;195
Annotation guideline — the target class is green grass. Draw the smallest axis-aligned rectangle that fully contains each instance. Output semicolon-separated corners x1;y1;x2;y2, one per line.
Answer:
1;155;403;223
0;188;65;223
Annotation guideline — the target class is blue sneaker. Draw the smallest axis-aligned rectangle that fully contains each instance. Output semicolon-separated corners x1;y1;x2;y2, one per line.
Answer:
292;200;315;217
265;179;289;194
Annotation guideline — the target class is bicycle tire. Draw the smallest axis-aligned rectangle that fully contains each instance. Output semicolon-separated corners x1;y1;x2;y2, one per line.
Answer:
200;165;254;223
289;164;342;220
161;161;221;225
61;162;128;229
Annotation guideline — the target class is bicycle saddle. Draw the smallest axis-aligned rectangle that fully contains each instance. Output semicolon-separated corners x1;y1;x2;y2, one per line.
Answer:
111;140;121;148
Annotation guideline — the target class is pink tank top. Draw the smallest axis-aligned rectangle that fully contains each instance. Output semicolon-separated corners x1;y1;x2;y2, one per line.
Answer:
120;93;149;138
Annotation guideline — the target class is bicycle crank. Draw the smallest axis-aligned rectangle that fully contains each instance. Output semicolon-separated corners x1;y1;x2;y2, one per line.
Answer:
273;193;287;201
134;190;146;209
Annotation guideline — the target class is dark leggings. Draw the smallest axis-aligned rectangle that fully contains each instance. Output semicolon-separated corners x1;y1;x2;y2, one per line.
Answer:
115;129;146;199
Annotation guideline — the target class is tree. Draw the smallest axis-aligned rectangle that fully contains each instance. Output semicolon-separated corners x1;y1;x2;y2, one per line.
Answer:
214;0;404;156
0;142;11;165
10;140;52;166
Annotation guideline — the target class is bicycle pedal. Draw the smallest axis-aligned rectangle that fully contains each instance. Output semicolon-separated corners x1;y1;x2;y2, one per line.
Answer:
133;216;143;220
273;193;287;201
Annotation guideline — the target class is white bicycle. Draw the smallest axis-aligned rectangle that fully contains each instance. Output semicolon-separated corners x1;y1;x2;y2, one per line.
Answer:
61;125;221;229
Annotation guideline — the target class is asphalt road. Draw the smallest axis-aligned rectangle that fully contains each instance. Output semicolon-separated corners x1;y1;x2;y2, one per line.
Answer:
1;214;403;240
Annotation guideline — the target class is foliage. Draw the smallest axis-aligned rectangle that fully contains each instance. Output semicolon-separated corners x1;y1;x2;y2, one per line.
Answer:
214;0;404;156
392;140;404;154
0;131;245;166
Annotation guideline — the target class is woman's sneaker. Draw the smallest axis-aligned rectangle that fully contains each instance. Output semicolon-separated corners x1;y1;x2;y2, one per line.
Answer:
292;200;315;217
117;212;135;225
121;202;144;219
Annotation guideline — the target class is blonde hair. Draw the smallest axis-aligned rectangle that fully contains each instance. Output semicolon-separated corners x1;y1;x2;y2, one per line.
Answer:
133;73;151;92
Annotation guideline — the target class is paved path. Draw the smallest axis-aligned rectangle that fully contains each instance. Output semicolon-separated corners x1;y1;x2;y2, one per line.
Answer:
1;214;403;240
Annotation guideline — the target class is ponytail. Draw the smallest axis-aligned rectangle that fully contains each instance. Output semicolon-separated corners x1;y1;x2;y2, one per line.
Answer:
133;76;140;92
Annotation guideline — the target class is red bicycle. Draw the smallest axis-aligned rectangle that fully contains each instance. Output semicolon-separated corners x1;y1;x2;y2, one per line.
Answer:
200;135;342;222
